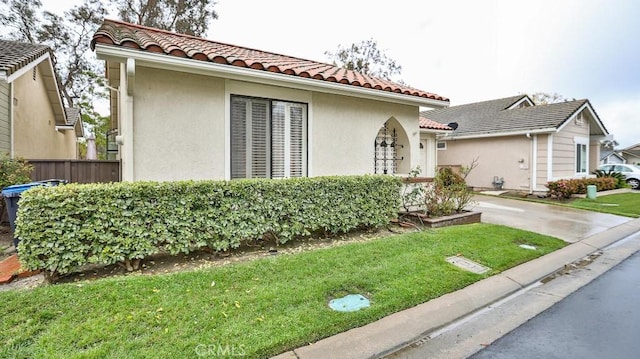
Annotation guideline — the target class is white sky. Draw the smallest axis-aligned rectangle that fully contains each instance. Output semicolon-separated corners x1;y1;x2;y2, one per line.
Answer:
41;0;640;148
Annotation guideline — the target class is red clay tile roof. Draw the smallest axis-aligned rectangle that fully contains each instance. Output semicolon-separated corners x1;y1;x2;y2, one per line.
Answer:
91;19;448;103
419;116;452;130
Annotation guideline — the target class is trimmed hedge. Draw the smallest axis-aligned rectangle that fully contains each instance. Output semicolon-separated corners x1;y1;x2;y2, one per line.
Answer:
546;177;616;200
15;176;401;275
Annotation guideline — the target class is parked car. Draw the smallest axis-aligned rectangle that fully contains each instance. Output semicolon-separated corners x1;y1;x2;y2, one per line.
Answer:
599;164;640;189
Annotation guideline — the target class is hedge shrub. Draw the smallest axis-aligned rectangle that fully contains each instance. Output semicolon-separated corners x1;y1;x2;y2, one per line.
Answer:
15;176;401;275
0;154;33;190
0;154;33;217
546;177;616;200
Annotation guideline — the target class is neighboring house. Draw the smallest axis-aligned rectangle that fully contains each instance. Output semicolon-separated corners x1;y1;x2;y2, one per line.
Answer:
600;139;625;165
600;149;625;165
0;39;83;159
620;143;640;165
90;19;449;182
421;95;610;193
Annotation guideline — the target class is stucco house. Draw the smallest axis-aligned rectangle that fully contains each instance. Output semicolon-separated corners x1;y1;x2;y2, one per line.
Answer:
0;39;83;159
90;20;449;182
421;95;611;193
620;143;640;165
600;149;626;165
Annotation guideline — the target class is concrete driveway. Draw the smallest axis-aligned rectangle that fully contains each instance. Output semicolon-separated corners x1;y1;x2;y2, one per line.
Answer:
470;195;632;243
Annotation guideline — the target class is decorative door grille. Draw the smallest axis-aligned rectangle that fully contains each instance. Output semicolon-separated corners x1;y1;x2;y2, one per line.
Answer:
374;123;402;174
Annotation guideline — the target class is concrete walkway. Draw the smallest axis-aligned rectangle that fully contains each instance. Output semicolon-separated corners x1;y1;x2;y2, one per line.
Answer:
273;196;640;359
470;195;632;243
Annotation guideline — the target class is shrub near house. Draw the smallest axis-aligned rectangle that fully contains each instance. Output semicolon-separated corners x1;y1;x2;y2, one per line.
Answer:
15;176;401;278
546;177;616;200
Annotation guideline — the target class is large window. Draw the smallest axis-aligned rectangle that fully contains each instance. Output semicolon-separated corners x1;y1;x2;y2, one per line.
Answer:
231;96;307;179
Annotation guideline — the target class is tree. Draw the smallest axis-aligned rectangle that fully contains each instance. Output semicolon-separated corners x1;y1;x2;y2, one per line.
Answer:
325;38;402;81
528;92;567;105
77;102;110;159
0;0;109;156
115;0;218;37
0;0;41;43
41;0;108;107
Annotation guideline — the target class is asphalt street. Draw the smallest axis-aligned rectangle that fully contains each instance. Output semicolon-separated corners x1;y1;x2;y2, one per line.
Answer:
471;250;640;359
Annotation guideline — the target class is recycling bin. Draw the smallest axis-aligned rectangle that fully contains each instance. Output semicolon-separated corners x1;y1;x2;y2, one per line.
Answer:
2;179;67;249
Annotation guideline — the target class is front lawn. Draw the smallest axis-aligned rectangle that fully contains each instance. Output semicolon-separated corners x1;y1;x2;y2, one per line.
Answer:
569;192;640;217
0;223;565;358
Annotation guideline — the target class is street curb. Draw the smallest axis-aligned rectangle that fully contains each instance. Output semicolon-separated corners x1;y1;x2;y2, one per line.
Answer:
273;218;640;359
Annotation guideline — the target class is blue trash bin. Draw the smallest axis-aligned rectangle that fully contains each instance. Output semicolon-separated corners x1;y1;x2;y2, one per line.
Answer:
2;179;67;249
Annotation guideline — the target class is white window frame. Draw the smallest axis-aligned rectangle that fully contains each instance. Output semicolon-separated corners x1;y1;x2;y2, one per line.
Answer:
574;137;588;175
230;95;307;179
436;141;447;150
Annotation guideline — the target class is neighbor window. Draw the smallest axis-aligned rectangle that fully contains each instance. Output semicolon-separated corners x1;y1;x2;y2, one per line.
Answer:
576;143;587;174
437;141;447;150
230;96;307;179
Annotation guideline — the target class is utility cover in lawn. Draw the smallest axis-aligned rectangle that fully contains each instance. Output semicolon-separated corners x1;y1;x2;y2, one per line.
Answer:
329;294;370;312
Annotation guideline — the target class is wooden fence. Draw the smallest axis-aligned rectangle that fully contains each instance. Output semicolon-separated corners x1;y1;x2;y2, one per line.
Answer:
28;160;121;183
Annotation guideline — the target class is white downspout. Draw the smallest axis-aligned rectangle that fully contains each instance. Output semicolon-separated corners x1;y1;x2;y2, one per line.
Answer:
531;134;537;193
120;58;135;181
547;134;553;182
9;83;14;157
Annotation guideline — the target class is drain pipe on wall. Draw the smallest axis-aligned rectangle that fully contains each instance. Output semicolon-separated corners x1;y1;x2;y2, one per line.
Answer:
526;132;537;194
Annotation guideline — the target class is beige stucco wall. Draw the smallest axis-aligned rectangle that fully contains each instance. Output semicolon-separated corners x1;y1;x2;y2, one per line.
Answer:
312;93;418;176
438;135;532;190
625;153;640;165
12;63;77;159
552;115;590;179
128;66;421;181
536;134;550;189
132;66;226;181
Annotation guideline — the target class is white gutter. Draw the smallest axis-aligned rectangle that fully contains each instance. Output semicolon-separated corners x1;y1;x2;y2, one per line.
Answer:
420;128;452;134
441;128;556;140
95;44;450;109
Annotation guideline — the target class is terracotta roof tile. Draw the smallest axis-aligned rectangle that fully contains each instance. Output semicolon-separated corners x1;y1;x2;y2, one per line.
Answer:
419;117;453;130
91;19;448;103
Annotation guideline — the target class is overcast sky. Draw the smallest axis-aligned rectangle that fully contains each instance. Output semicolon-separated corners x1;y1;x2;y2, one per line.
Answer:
44;0;640;148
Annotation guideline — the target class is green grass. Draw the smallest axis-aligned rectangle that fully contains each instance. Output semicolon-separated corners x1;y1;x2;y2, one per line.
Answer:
0;223;565;358
569;193;640;217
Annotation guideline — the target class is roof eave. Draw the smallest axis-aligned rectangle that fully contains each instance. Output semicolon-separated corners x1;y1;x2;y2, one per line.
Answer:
5;52;67;125
95;44;449;109
557;101;608;136
6;52;50;83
